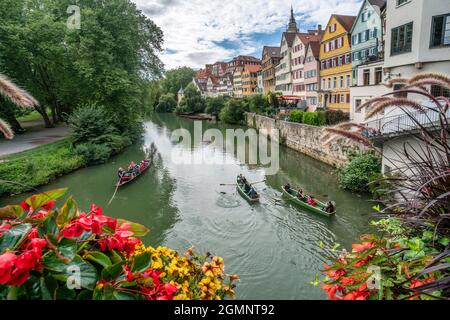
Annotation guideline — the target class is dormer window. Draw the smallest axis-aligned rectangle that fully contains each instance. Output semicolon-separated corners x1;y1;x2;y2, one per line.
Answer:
362;10;370;22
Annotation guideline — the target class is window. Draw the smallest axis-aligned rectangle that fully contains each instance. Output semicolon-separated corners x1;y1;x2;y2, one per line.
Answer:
330;41;335;50
391;22;413;55
355;99;362;113
362;10;369;22
338;56;343;66
340;94;345;103
430;85;450;98
346;74;351;88
431;14;450;47
345;54;351;64
322;78;326;89
328;78;331;88
337;37;343;48
339;76;344;88
333;77;337;88
363;69;370;86
375;68;383;85
396;0;410;6
393;84;407;98
330;24;336;33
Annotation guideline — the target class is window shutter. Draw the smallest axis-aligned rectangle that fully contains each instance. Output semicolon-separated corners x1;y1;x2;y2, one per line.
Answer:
346;94;350;103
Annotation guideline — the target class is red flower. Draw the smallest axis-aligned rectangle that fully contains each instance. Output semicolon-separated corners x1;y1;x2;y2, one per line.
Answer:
0;252;17;285
352;242;375;253
0;223;11;237
90;204;103;216
16;251;38;270
42;200;55;211
341;277;356;286
124;264;134;282
20;201;31;212
9;268;30;286
106;217;117;231
31;210;49;220
62;222;85;239
124;238;142;256
321;284;346;300
353;255;374;267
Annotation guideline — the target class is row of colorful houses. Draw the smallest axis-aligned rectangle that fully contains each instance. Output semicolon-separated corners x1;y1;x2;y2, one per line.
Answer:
192;0;450;125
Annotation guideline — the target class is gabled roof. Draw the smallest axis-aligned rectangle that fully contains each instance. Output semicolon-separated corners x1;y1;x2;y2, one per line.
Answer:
349;0;385;34
262;46;281;58
243;65;262;73
331;14;357;33
282;32;298;48
305;41;320;60
296;33;322;46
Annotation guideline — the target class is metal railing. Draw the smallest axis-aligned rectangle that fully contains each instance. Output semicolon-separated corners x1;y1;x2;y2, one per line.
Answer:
363;105;450;138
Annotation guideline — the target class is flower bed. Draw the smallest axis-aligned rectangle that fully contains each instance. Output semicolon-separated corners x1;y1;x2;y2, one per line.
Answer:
0;189;238;300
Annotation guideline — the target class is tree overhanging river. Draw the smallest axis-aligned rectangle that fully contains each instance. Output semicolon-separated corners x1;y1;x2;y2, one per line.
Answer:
0;113;374;299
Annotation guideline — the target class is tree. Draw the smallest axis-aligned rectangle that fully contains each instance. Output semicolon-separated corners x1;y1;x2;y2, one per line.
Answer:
178;83;204;113
156;93;177;113
205;96;227;116
161;67;196;96
0;72;38;139
247;94;270;115
267;91;279;109
0;0;164;130
219;98;247;124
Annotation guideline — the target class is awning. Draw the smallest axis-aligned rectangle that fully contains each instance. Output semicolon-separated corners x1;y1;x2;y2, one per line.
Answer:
279;96;302;101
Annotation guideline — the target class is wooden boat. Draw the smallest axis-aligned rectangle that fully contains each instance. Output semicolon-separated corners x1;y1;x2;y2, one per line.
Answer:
236;177;260;204
282;186;335;217
116;158;152;187
176;112;213;121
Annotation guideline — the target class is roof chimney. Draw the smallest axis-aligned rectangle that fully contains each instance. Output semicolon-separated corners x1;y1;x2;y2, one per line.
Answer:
318;24;322;31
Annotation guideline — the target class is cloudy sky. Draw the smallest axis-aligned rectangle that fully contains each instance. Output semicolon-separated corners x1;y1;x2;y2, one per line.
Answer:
133;0;363;70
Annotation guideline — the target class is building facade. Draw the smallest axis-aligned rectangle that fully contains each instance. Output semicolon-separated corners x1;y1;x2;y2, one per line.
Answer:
319;14;356;112
233;67;244;98
226;55;261;75
261;46;281;94
242;65;262;96
303;41;321;110
291;32;322;101
350;0;385;86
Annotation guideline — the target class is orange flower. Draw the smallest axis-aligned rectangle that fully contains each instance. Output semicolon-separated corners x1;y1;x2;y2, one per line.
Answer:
352;242;375;253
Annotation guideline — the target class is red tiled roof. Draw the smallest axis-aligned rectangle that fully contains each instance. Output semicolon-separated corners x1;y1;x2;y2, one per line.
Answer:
296;33;322;45
306;41;320;59
262;46;281;58
244;64;261;73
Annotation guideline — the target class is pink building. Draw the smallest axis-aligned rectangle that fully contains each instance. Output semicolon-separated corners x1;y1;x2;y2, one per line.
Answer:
303;41;321;111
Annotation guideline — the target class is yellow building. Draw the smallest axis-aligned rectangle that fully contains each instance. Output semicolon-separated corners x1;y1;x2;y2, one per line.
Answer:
241;65;262;97
319;14;356;112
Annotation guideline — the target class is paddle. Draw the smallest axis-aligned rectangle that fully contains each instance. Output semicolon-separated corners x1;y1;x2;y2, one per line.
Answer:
220;179;266;186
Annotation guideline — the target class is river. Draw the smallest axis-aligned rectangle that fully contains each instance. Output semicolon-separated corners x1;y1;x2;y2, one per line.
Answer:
0;113;374;299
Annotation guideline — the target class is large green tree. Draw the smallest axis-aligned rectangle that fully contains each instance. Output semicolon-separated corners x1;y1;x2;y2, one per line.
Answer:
0;0;164;131
156;93;177;113
160;67;196;96
178;83;204;113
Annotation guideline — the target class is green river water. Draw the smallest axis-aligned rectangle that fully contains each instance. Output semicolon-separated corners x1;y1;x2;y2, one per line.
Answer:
0;113;374;299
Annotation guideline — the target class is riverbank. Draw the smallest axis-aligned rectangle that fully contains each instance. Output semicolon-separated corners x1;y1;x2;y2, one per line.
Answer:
246;113;367;168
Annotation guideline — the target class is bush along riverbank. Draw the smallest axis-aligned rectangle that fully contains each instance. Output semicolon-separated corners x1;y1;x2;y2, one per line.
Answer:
0;107;137;197
0;189;238;300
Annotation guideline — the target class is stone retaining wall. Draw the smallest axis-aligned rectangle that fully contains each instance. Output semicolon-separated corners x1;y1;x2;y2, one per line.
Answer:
246;113;365;167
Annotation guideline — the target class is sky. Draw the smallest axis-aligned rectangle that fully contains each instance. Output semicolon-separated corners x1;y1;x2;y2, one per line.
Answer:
132;0;363;70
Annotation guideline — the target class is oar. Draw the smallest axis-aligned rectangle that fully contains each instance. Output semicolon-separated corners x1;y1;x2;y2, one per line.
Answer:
220;179;266;186
107;177;122;206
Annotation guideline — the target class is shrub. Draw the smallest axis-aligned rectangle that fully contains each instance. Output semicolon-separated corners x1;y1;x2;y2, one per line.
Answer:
0;190;239;300
302;112;319;126
326;110;350;125
219;98;247;124
155;93;177;113
68;105;115;145
338;152;381;192
289;110;304;123
317;111;327;126
74;142;112;165
205;96;227;116
178;83;205;113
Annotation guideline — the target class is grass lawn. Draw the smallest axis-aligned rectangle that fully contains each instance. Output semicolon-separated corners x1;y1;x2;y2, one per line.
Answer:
17;110;49;123
0;139;85;196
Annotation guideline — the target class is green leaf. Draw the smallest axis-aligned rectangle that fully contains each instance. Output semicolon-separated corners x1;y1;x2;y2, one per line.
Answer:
101;261;125;281
51;255;98;290
0;205;25;219
85;251;112;268
42;238;77;272
26;188;68;210
77;290;93;300
131;251;151;273
107;250;123;264
57;196;77;228
0;223;32;253
55;286;76;300
117;219;150;237
113;291;138;300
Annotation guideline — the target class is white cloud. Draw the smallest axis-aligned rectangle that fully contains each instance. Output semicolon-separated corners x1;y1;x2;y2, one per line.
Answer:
133;0;362;70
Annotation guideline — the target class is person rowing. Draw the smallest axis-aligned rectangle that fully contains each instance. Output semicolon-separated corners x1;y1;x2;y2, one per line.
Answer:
284;183;291;192
324;201;335;213
297;188;305;200
118;167;125;179
248;187;258;199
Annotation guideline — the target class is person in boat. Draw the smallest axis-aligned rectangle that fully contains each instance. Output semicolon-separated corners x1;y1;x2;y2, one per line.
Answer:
118;167;125;179
128;161;136;172
244;182;251;193
248;187;258;199
307;196;317;206
324;201;335;213
297;188;305;200
284;183;291;192
237;174;244;183
241;175;248;185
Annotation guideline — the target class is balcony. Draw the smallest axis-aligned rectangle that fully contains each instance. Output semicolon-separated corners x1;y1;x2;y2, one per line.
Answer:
363;103;450;145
